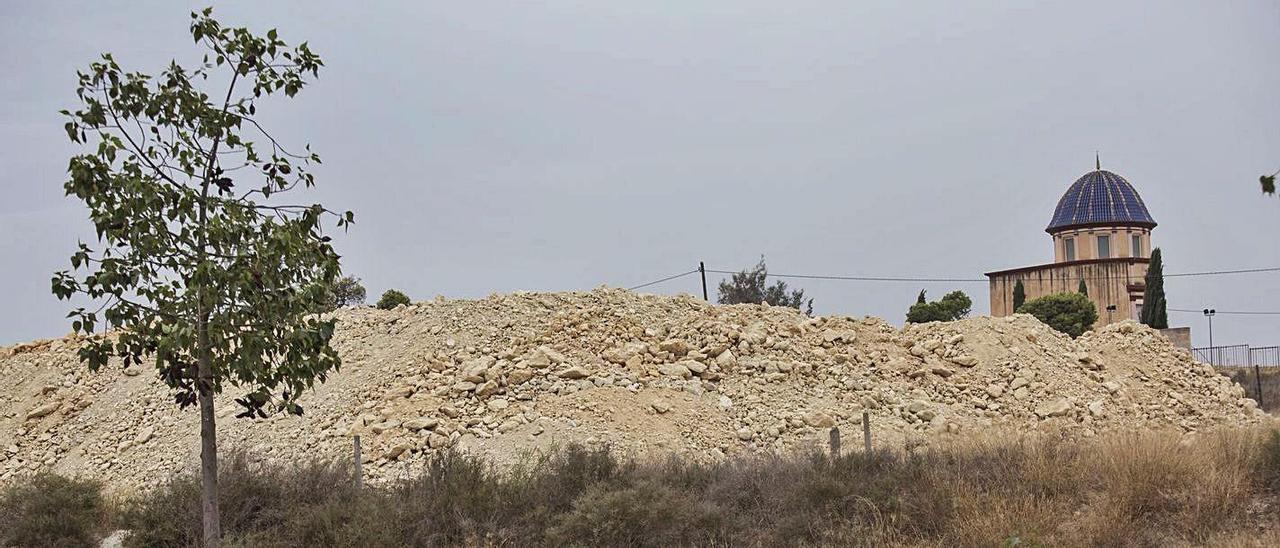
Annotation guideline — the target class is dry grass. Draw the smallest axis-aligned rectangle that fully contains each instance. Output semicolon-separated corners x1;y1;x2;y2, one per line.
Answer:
6;428;1280;547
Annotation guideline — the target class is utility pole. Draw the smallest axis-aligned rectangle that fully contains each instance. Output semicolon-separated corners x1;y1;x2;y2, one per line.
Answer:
699;262;708;301
1203;308;1216;363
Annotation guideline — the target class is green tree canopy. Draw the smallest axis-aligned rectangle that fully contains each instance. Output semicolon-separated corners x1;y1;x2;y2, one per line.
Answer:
377;289;411;310
1139;248;1168;329
317;275;366;312
906;290;972;323
52;9;347;545
717;258;813;315
1078;278;1088;296
1012;280;1026;312
1019;292;1098;338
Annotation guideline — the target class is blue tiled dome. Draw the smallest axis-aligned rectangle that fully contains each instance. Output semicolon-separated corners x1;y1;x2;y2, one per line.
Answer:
1046;169;1156;233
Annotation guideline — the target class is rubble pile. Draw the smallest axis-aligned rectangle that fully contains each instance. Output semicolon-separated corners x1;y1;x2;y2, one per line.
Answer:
0;288;1262;492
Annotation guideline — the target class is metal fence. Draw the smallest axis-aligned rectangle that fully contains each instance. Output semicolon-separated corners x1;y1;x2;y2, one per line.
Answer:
1250;346;1280;368
1192;344;1253;367
1194;344;1279;410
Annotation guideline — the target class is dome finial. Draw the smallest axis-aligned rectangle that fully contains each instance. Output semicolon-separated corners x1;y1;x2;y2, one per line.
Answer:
1096;151;1101;171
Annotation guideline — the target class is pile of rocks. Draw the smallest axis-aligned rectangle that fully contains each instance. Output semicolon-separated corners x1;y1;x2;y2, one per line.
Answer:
0;288;1263;493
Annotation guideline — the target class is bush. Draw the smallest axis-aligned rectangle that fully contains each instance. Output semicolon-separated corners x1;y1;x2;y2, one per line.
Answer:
376;289;410;310
717;257;813;315
1018;292;1098;337
0;474;106;548
906;290;972;323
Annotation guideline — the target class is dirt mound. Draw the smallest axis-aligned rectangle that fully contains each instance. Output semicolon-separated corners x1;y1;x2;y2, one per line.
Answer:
0;289;1263;492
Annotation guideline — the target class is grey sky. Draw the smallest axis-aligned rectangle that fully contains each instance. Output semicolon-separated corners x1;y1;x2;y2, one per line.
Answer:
2;1;1278;348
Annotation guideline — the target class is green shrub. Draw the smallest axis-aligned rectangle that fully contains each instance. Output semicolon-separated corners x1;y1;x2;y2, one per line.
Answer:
1018;292;1098;337
376;289;410;310
0;474;106;548
907;290;972;323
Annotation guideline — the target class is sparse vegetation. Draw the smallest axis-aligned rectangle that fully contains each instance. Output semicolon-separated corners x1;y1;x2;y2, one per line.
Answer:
8;430;1280;546
0;474;107;548
906;290;972;323
1219;366;1280;413
1019;292;1098;337
717;258;813;315
376;289;411;310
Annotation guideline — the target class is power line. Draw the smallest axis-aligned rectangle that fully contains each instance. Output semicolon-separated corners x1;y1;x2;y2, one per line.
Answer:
1169;308;1280;316
702;265;1280;284
628;269;699;291
704;269;985;283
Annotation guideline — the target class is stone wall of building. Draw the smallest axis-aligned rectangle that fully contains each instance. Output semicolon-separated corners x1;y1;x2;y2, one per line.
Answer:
987;257;1150;324
1160;327;1192;350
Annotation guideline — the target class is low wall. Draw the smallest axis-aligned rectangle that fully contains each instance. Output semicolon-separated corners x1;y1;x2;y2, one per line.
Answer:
1160;327;1191;350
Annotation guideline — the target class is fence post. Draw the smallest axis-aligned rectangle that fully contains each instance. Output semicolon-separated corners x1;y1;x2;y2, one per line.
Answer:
862;411;871;453
1253;350;1265;409
699;262;708;301
829;427;841;458
353;435;363;490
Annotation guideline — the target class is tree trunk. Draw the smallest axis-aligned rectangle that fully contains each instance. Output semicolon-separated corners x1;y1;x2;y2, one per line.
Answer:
198;323;221;547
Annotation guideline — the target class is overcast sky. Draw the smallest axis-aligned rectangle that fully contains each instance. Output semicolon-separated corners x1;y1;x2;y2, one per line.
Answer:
2;1;1278;348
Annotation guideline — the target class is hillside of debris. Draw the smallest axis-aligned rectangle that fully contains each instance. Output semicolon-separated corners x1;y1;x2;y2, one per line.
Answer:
0;288;1263;492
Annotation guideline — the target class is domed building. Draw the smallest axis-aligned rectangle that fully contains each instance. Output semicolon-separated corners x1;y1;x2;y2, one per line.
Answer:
985;160;1156;324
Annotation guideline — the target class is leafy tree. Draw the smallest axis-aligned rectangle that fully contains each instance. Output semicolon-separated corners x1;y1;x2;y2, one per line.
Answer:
916;290;927;304
1262;169;1277;195
717;258;813;315
1020;293;1098;338
1139;248;1168;329
51;9;347;546
906;290;972;323
1077;278;1088;297
1012;280;1026;312
377;289;411;310
318;275;366;312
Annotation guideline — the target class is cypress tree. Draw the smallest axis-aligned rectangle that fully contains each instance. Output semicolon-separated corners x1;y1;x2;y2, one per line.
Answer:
1012;279;1026;312
1140;248;1168;329
917;290;927;304
1078;278;1088;296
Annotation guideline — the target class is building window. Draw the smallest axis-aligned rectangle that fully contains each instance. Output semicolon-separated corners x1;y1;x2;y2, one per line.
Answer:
1097;235;1111;258
1131;234;1142;257
1064;238;1075;261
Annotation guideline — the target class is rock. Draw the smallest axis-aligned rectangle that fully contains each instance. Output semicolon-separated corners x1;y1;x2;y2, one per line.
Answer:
507;369;534;385
556;366;590;379
487;398;510;411
821;329;857;344
1035;399;1072;418
684;360;708;375
461;358;492;382
1087;400;1105;417
1010;377;1030;390
802;411;836;428
930;366;955;378
951;355;978;367
384;443;410;460
909;345;928;358
907;401;931;415
985;383;1005;398
650;398;672;414
736;428;754;441
475;381;500;397
716;350;737;368
135;427;155;445
659;339;692;355
658;362;692;379
404;417;439;431
427;433;450;449
26;402;60;420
